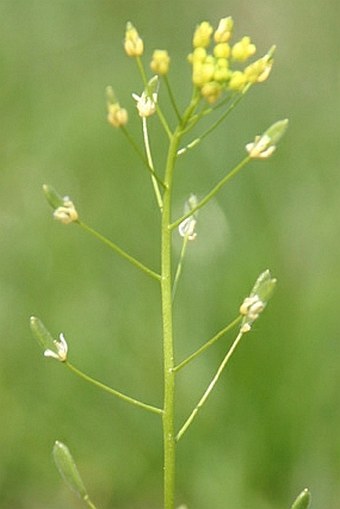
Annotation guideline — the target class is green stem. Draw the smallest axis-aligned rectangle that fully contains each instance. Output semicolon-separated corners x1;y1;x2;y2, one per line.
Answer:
66;361;163;416
173;315;242;372
142;117;163;211
161;129;181;509
136;56;148;87
160;95;203;508
77;220;161;281
176;329;245;441
121;126;166;189
172;234;189;302
156;104;173;140
164;75;182;122
84;494;98;509
177;89;249;156
170;155;251;231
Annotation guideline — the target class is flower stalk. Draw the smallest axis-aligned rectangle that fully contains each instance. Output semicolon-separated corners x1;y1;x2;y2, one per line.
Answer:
31;16;290;509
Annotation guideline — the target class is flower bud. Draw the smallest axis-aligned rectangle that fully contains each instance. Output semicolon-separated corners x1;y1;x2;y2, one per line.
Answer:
106;87;128;127
231;36;256;61
124;22;144;57
228;71;247;91
150;49;170;75
193;21;213;48
213;43;231;59
214;17;234;43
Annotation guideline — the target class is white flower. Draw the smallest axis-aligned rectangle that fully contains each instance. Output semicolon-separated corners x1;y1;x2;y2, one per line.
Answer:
239;294;265;333
53;199;78;224
240;295;265;320
178;217;197;240
132;91;157;117
246;134;276;159
44;333;68;362
178;194;198;240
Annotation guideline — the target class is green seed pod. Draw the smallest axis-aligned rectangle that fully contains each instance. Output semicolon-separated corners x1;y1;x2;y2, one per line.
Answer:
265;118;289;146
53;441;88;499
250;269;277;303
43;184;65;209
30;316;55;352
290;488;312;509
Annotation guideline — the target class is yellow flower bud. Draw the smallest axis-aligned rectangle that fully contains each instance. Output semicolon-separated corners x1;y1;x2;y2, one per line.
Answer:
192;59;215;87
193;21;213;48
244;55;273;83
124;22;144;57
213;42;231;59
201;81;222;103
214;16;234;43
231;36;256;61
107;103;128;127
228;71;247;91
150;49;170;75
106;87;128;127
214;64;231;83
191;47;207;62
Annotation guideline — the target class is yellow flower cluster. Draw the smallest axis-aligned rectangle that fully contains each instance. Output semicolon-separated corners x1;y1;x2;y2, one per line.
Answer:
189;17;274;103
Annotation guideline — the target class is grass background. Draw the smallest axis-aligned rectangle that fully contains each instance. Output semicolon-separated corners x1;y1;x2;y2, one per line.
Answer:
1;1;340;508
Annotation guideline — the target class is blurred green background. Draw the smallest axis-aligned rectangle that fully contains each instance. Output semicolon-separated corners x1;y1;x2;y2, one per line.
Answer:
1;1;340;508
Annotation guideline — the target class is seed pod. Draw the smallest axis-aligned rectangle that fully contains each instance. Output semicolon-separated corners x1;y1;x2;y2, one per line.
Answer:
290;488;312;509
53;441;88;500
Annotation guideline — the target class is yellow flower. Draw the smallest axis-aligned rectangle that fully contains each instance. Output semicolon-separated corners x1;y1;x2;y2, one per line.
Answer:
124;22;144;57
193;21;213;48
231;36;256;61
150;49;170;75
